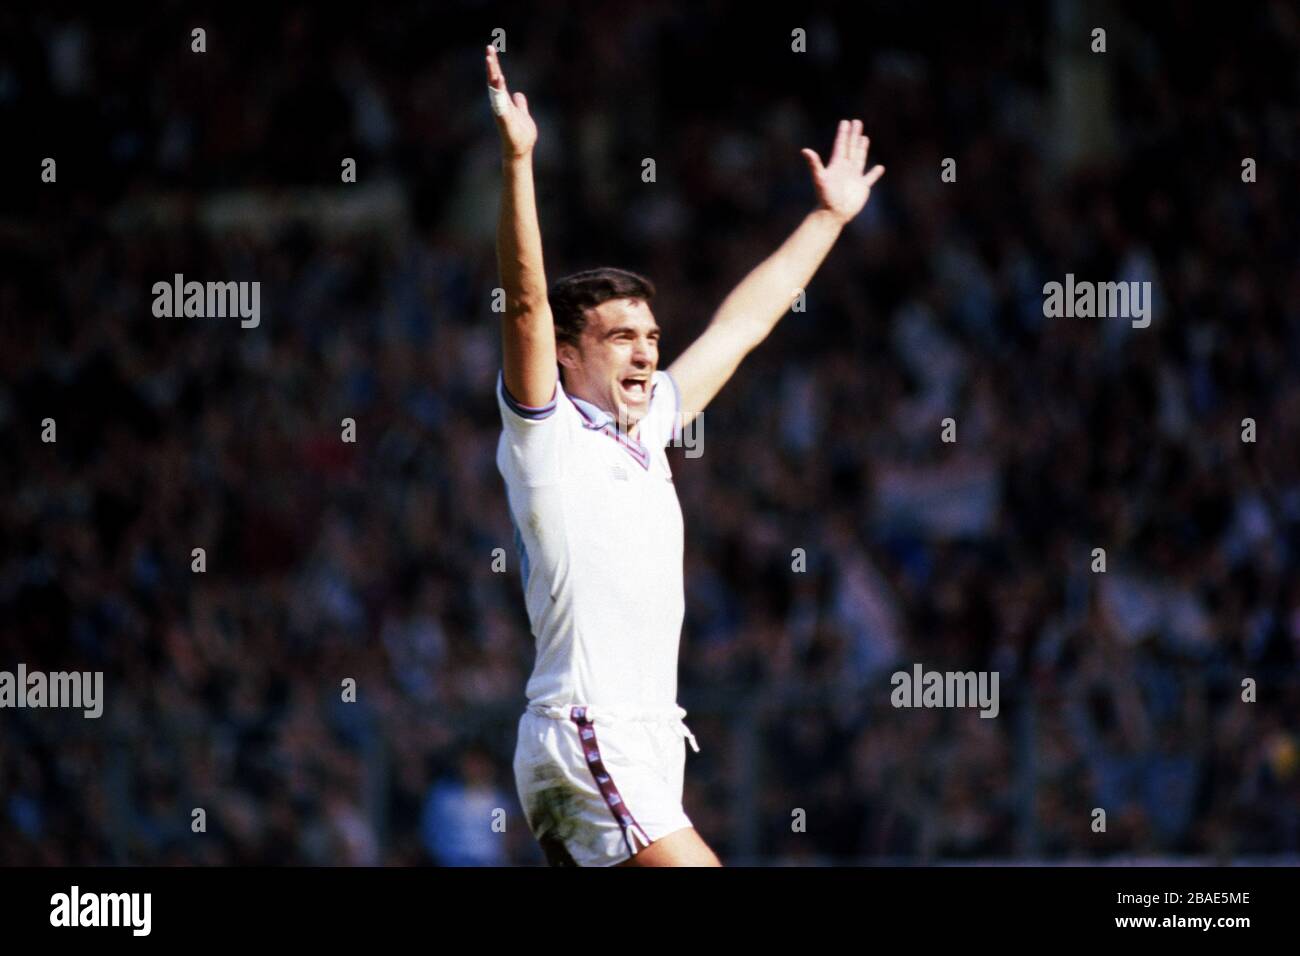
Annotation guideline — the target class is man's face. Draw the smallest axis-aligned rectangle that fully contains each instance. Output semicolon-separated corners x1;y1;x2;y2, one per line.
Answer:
559;297;660;428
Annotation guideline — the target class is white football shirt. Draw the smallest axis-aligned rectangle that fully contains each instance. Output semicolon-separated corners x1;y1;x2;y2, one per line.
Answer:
496;369;685;712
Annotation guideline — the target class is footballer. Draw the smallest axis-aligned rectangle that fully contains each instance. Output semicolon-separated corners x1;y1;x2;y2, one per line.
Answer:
486;45;883;866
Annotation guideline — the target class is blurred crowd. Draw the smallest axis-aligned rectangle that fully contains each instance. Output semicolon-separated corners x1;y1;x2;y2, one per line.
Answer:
2;1;1298;864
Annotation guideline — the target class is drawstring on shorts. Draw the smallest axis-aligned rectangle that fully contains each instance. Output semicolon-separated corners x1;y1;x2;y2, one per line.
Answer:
528;702;700;752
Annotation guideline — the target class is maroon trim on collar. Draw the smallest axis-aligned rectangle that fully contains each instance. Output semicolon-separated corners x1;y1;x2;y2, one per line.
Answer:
570;396;652;470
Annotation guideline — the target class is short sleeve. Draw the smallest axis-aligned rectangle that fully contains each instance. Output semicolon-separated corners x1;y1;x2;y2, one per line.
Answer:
636;370;682;450
496;371;573;485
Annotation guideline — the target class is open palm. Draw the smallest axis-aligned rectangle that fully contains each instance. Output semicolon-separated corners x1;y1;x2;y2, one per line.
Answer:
802;119;885;224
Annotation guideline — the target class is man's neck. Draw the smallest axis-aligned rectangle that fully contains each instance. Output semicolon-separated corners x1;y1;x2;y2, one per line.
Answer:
566;386;641;441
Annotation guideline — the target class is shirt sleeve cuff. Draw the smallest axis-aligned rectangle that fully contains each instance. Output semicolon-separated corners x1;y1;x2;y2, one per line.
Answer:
498;370;558;420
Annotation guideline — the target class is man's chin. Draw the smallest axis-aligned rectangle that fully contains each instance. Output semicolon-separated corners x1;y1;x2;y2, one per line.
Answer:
614;388;651;414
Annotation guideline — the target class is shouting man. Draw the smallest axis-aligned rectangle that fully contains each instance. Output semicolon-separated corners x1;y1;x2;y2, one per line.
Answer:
486;45;884;866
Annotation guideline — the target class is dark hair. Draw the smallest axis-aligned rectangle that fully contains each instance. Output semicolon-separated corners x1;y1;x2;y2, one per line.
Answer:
548;267;656;347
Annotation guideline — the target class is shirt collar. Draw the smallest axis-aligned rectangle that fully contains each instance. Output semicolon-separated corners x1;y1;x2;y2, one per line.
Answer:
569;394;615;429
567;387;654;469
568;381;657;436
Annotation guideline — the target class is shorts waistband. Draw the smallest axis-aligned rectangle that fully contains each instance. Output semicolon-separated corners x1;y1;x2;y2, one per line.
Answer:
527;702;700;752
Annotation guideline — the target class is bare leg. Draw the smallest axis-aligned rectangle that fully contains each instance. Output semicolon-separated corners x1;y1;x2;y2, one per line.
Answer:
616;827;722;867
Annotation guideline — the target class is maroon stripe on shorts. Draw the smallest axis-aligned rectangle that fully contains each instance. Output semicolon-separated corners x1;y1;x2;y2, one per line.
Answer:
569;706;650;858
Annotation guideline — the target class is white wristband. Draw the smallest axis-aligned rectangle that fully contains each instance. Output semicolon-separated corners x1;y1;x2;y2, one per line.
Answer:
488;85;510;117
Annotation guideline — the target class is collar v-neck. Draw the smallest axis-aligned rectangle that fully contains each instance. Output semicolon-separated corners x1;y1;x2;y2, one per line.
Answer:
569;391;652;470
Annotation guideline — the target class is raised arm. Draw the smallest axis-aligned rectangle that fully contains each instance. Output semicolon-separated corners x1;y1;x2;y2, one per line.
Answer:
668;120;884;422
487;45;556;408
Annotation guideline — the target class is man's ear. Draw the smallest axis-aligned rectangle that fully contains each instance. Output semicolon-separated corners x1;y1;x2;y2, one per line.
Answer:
557;341;579;372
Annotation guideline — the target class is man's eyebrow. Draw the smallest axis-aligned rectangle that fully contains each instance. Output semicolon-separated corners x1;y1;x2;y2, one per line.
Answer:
604;325;661;337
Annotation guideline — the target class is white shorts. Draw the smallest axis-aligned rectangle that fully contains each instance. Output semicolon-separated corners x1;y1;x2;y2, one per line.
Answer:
513;704;700;867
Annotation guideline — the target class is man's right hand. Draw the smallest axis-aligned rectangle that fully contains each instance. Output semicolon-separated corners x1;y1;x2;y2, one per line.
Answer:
486;45;538;159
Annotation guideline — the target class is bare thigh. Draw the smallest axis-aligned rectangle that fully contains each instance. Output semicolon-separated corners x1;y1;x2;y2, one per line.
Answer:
616;827;722;867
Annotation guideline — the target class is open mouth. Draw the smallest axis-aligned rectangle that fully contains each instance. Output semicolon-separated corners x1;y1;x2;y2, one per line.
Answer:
620;376;649;400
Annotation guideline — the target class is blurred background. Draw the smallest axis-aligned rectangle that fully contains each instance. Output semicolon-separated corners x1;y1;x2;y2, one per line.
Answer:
1;0;1298;865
